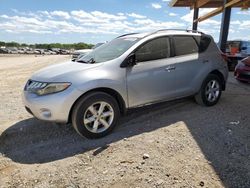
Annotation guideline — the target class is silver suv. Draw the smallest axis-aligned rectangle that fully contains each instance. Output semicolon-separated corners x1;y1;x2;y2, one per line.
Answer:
23;29;228;138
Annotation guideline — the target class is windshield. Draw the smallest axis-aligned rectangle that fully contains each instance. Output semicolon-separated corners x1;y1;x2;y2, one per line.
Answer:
92;43;104;49
78;37;139;64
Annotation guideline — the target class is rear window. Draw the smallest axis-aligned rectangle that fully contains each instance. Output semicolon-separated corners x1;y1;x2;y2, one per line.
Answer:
173;36;199;56
194;35;211;53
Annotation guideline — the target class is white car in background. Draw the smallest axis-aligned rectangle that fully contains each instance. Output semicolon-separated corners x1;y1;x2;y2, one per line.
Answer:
72;49;92;61
72;43;106;61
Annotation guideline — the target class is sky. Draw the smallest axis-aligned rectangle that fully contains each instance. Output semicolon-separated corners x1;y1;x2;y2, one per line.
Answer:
0;0;250;44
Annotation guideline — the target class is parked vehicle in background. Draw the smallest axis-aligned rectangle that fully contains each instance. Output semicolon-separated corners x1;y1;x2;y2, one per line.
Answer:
234;56;250;83
226;40;250;56
225;40;250;71
92;42;105;49
23;29;228;139
72;43;105;61
43;50;56;55
73;53;88;62
0;48;8;54
34;50;41;54
7;47;19;54
18;49;25;54
59;49;70;55
25;49;34;54
49;48;61;54
72;49;92;61
0;47;73;55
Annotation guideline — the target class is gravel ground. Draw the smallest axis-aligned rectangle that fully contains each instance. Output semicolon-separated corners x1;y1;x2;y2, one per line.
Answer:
0;55;250;188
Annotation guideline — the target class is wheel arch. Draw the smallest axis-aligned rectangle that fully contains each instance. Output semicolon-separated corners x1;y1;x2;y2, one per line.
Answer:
209;70;226;90
68;87;127;123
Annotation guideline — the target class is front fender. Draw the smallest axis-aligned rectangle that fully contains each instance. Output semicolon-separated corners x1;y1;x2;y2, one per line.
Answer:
76;79;128;107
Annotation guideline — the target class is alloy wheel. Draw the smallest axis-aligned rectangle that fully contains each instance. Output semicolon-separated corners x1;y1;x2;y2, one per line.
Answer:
83;101;114;133
205;80;220;102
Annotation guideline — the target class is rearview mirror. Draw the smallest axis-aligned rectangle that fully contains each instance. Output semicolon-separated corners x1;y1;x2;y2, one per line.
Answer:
120;53;136;68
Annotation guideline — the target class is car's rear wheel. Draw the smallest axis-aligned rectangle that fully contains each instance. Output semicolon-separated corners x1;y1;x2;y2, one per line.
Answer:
72;92;120;139
195;74;222;106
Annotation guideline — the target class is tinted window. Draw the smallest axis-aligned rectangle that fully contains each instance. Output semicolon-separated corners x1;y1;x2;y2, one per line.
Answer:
194;36;211;52
173;36;199;56
135;37;170;62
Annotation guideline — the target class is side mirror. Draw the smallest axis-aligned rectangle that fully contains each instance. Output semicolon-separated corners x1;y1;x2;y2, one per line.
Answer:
120;53;136;68
241;47;247;51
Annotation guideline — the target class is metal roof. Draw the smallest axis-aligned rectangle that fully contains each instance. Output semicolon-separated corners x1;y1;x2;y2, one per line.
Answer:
170;0;250;8
170;0;250;22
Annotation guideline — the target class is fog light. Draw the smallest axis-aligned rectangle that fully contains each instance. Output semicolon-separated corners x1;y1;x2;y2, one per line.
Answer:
40;108;51;118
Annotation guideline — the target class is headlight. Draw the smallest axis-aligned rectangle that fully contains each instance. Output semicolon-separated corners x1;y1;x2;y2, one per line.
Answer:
25;80;71;96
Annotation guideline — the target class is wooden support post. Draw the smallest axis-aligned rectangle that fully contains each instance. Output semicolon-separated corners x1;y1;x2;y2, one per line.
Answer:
219;0;231;52
192;8;199;30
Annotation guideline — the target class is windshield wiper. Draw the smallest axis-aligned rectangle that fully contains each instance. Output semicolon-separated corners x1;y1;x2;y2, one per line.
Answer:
87;58;96;64
76;58;96;64
76;60;88;63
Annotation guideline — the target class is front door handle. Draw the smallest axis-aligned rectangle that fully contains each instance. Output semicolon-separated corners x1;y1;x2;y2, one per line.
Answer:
165;66;176;72
203;59;209;63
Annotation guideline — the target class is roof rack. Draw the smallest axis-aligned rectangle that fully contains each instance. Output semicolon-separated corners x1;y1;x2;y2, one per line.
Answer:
116;29;204;40
143;29;204;39
116;33;139;38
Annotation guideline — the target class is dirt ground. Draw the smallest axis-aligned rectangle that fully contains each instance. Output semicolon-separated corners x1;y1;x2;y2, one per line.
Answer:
0;55;249;188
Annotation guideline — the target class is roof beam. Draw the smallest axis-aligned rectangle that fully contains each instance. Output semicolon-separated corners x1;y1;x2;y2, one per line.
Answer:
195;0;248;22
195;7;223;22
224;0;242;8
196;0;210;8
171;0;250;8
169;0;179;7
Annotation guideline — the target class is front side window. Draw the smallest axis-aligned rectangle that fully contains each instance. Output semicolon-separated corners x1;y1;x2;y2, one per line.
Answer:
135;37;170;62
173;36;199;56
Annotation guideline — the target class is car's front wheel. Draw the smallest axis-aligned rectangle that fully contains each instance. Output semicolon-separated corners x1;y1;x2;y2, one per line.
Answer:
72;92;120;139
195;74;222;106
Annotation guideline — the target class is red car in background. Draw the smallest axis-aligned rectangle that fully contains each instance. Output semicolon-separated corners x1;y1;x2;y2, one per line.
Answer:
234;56;250;83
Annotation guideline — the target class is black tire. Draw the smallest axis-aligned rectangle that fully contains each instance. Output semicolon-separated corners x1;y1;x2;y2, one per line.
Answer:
195;74;222;106
72;92;120;139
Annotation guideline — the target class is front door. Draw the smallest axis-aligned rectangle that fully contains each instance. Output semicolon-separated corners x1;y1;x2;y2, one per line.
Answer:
126;37;177;107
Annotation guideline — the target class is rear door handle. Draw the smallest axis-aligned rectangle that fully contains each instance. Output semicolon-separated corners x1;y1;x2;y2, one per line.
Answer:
165;66;176;72
203;59;209;63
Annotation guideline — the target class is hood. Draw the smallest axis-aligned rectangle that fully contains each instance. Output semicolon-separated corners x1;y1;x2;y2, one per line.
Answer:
242;56;250;66
31;61;102;82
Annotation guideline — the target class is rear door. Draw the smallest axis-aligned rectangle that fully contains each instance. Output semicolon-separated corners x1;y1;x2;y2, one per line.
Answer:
171;35;212;97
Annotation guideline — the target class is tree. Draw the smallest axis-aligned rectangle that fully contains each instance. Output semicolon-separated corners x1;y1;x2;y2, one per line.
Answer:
0;41;93;49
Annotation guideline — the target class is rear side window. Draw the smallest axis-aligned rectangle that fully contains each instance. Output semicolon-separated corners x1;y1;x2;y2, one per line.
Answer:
135;37;170;62
173;36;199;56
194;36;211;53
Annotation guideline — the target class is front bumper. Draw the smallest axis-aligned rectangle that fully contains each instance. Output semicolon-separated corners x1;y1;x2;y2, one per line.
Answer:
22;86;83;123
234;68;250;83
